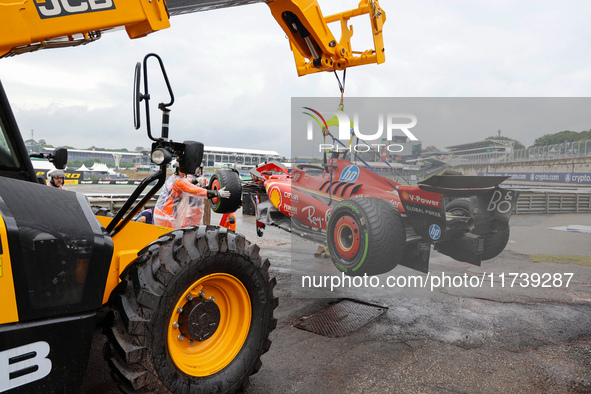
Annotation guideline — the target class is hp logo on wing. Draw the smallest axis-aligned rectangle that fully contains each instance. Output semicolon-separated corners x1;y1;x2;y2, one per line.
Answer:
428;224;441;240
339;165;360;182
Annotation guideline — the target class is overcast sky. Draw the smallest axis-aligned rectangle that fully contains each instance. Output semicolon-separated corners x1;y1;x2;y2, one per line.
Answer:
1;0;590;158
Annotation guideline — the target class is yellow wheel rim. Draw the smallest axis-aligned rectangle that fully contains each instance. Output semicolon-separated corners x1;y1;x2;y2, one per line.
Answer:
168;273;251;377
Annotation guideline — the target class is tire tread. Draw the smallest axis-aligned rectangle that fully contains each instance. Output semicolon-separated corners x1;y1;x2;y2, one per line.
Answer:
327;197;406;276
104;226;276;393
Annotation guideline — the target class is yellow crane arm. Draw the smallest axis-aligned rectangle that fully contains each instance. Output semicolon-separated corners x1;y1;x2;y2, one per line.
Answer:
266;0;386;76
0;0;386;76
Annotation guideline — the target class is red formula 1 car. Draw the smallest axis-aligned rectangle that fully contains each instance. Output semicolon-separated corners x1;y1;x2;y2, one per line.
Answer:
244;158;519;276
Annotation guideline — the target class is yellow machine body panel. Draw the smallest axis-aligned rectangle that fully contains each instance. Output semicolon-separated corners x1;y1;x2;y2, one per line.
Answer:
0;0;170;58
96;215;172;304
0;214;19;324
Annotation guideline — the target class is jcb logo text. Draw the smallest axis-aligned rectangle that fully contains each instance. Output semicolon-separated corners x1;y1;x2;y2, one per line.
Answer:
0;341;52;392
34;0;116;19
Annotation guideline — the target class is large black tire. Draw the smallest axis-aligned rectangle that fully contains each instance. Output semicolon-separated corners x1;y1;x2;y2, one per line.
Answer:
209;169;242;214
445;198;510;261
103;226;277;393
326;197;406;276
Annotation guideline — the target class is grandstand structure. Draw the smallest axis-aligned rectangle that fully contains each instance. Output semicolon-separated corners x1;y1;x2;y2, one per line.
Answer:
444;139;591;166
201;146;283;167
38;147;142;167
445;139;515;165
446;139;514;156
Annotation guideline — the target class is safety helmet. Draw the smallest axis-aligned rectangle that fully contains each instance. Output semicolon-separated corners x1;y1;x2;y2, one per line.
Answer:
48;169;65;179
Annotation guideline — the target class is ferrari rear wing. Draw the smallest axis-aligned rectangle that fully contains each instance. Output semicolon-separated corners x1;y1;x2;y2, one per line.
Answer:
397;175;519;272
418;175;510;197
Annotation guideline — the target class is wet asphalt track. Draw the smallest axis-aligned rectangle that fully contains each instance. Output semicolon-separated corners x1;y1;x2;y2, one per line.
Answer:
76;185;591;393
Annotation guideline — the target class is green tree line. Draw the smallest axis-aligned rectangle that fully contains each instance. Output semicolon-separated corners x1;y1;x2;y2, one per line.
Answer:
482;128;591;152
533;129;591;146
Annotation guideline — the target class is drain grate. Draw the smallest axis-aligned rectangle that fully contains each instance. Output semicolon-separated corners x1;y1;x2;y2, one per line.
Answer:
294;299;387;338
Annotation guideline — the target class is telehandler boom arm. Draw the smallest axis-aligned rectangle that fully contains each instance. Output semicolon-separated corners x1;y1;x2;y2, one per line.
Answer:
0;0;386;76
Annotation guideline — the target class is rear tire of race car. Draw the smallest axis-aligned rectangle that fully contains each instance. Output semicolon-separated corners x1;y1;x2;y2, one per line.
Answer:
210;169;243;214
445;198;510;260
103;226;277;393
326;197;406;276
